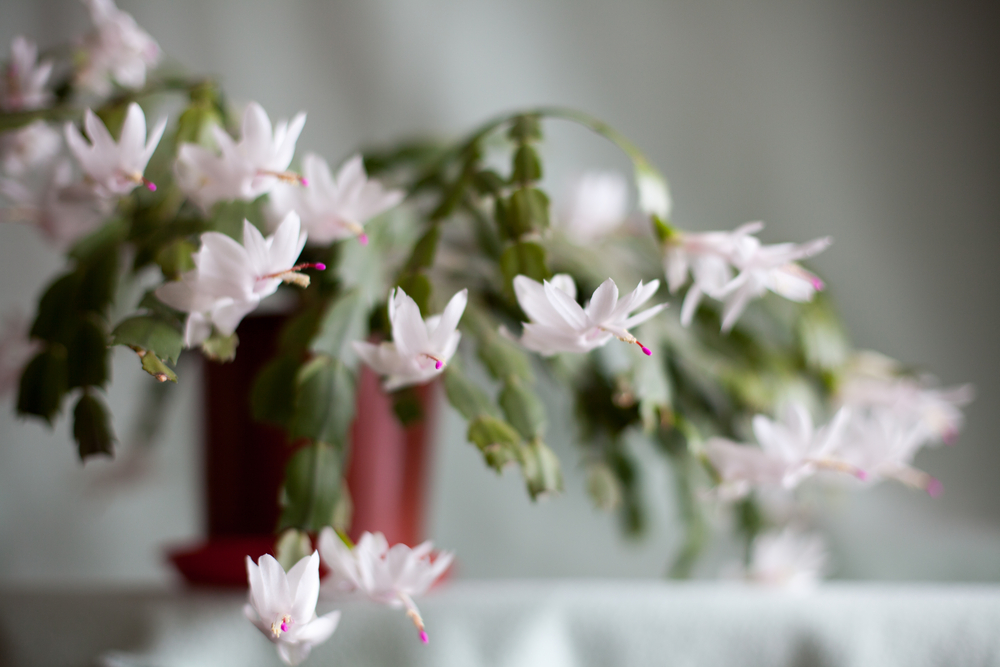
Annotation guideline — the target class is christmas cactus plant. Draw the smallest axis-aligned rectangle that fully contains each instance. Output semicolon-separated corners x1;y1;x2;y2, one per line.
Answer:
0;1;973;662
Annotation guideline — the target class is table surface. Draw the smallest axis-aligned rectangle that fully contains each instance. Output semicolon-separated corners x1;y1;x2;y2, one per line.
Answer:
4;581;1000;667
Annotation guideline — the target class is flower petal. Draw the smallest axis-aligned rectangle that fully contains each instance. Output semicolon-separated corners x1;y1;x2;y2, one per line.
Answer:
428;289;467;353
390;289;430;357
288;551;321;622
585;278;618;323
513;275;565;328
543;279;588;330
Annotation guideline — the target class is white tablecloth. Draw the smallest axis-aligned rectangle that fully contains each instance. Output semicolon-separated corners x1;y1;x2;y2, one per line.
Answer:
4;581;1000;667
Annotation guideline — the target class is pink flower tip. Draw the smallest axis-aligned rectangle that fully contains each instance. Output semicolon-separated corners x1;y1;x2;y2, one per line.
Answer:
146;181;157;192
419;631;429;644
315;262;326;271
927;477;943;498
811;276;825;291
641;346;652;356
435;360;443;370
300;177;309;187
359;233;369;246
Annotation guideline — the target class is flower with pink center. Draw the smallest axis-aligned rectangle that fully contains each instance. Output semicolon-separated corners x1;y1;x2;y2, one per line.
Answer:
837;407;943;497
244;551;341;666
838;354;973;447
353;287;467;391
0;36;53;111
664;221;764;326
155;212;323;347
64;103;166;198
268;153;404;246
718;231;831;332
175;102;306;211
77;0;161;96
506;274;666;356
663;221;831;332
705;402;860;499
318;529;453;644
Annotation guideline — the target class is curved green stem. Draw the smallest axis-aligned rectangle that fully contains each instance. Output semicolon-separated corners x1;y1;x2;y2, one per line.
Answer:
413;106;674;241
0;75;215;133
444;106;663;181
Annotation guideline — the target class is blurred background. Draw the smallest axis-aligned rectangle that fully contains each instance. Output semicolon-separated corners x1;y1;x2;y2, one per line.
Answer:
0;0;998;586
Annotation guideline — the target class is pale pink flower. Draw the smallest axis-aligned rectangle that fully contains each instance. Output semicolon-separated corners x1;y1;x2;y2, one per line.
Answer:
664;221;763;326
175;102;306;210
705;402;859;498
64;103;166;198
720;232;831;332
839;361;973;447
353;287;467;390
155;212;316;347
77;0;161;96
837;408;943;497
268;153;404;245
506;274;666;356
318;529;453;644
245;552;341;666
740;528;828;589
0;36;53;111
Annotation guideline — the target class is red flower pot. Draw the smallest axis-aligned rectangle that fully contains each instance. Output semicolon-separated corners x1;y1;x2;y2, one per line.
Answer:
167;314;436;586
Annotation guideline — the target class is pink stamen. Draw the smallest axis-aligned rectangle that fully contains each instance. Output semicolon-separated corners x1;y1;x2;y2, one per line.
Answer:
419;631;428;644
811;276;825;291
259;261;327;281
280;621;289;632
640;345;652;356
300;177;309;187
943;429;958;446
422;353;445;370
856;469;868;482
144;178;157;192
290;262;326;272
927;477;943;498
359;233;369;246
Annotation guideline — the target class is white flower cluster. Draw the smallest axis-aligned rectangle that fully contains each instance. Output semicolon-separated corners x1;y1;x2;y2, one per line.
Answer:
0;0;170;249
0;0;168;248
665;221;831;332
76;0;161;96
245;531;452;665
0;101;163;249
706;366;972;500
